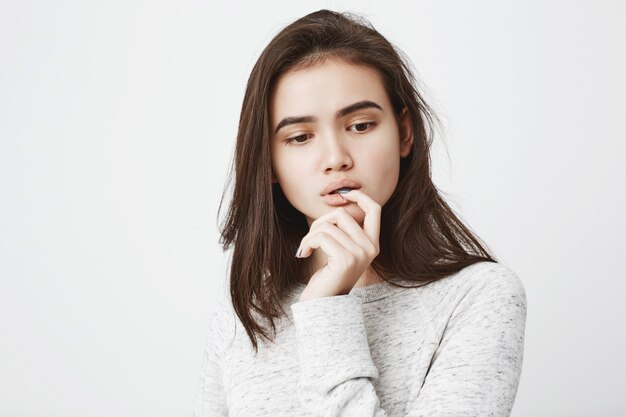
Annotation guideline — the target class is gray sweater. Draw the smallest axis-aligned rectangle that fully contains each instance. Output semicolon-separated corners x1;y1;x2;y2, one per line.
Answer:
194;261;527;416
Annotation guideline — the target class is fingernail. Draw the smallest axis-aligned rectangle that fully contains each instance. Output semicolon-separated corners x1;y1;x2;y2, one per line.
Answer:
295;247;302;258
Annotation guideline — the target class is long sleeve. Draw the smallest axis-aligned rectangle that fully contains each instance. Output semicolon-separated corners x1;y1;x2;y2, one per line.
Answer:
193;311;229;417
291;295;387;416
289;264;527;417
407;265;527;416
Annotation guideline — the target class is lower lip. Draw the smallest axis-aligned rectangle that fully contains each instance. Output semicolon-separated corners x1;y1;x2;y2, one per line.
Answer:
322;193;353;206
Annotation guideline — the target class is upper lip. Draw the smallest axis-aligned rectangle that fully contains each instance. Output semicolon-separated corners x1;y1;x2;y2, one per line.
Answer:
321;178;362;196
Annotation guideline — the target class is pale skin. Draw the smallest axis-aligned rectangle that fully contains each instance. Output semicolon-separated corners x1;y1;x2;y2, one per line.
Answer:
295;190;383;300
269;58;414;301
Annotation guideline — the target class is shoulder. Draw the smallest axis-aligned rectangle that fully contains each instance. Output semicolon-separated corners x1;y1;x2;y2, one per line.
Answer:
451;261;527;327
464;261;527;305
422;261;527;332
429;260;526;301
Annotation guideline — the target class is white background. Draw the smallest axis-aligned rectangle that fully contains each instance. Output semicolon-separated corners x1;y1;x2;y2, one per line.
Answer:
1;1;624;416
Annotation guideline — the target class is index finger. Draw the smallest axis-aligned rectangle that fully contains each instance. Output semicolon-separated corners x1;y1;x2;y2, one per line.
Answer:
337;189;381;245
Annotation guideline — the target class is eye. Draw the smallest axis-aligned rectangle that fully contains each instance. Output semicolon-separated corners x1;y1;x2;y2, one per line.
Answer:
284;133;311;145
348;122;376;133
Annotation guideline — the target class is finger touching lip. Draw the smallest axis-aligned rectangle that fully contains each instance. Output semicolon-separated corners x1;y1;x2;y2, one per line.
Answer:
337;189;381;241
336;188;372;201
321;179;362;195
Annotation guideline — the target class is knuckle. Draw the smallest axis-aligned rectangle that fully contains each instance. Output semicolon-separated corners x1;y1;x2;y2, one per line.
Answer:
321;222;335;232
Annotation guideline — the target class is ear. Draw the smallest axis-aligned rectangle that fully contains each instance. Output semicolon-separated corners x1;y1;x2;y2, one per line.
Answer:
398;107;414;158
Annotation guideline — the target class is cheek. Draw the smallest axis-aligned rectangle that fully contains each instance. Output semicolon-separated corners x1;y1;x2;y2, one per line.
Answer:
271;148;291;182
363;142;402;200
377;158;400;191
272;152;312;203
365;137;401;172
273;153;302;185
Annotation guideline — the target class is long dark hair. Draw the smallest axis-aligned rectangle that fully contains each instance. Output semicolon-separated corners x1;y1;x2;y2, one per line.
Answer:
218;9;497;353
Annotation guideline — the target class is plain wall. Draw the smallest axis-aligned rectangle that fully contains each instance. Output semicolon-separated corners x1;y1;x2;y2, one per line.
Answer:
1;0;624;416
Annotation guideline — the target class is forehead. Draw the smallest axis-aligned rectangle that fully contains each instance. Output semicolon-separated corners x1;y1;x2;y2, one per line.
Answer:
269;59;390;122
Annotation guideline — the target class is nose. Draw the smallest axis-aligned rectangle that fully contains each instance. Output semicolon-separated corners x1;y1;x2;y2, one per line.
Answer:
322;132;353;173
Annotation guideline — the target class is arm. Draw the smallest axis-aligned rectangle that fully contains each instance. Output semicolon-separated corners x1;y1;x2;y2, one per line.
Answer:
291;294;387;416
407;265;527;416
193;312;228;417
290;265;527;417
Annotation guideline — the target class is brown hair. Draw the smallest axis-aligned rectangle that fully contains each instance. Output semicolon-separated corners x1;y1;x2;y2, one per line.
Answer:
218;9;497;353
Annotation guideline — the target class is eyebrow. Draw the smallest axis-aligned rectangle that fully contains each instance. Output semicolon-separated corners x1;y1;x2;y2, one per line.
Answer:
274;100;383;134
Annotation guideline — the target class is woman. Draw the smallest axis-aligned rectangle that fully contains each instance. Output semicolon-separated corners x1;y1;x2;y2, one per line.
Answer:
195;9;527;417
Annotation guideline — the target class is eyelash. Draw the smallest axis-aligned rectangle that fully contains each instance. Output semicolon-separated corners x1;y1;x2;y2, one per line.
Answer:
283;122;377;145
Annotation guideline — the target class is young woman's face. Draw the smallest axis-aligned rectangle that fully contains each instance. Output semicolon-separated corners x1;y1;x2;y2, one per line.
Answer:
269;58;413;226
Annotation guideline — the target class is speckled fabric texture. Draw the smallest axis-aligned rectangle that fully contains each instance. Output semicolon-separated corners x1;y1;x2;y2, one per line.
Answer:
193;261;527;416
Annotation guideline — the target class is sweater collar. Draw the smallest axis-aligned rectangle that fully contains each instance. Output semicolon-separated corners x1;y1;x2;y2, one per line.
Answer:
289;278;417;304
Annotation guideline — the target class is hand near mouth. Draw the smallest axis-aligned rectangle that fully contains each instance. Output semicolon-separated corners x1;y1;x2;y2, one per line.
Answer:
295;189;381;301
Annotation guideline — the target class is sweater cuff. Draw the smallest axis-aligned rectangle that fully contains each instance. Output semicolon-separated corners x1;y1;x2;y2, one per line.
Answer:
290;295;379;379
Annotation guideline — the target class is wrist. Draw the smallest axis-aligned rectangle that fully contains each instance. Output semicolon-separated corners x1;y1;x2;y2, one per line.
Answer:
299;286;350;302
